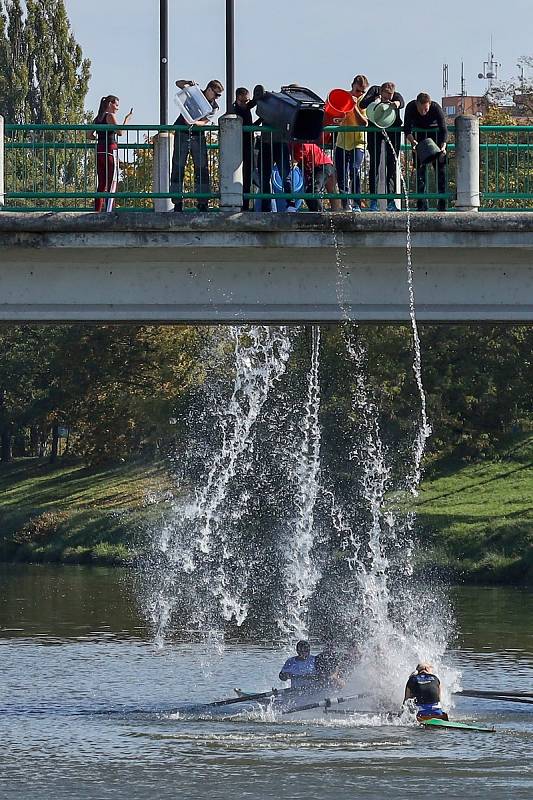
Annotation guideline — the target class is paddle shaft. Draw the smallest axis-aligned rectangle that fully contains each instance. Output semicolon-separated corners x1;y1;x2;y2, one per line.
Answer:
281;694;363;716
457;689;533;699
457;692;533;705
211;689;278;707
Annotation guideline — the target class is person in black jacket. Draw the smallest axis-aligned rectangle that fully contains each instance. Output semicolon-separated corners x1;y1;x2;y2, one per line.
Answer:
360;81;404;211
232;87;254;211
404;92;448;211
403;662;449;720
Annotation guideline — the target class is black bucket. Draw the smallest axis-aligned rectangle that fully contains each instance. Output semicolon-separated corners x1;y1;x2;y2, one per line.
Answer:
416;137;442;166
257;86;324;141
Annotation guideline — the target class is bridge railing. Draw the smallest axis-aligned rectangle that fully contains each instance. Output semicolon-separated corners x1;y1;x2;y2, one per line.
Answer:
479;125;533;210
245;124;455;211
1;116;532;212
1;122;220;212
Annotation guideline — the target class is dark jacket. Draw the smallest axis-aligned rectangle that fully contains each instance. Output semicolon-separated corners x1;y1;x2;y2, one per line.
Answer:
404;100;448;146
360;85;405;128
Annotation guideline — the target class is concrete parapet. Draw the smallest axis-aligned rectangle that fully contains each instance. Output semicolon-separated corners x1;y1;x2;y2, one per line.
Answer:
219;114;243;212
152;132;173;212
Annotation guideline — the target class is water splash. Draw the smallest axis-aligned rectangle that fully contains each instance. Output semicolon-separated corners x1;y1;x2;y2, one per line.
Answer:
146;325;293;645
383;130;432;492
278;325;322;641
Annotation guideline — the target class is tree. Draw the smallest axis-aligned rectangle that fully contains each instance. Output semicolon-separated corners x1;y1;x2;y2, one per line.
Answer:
0;0;90;124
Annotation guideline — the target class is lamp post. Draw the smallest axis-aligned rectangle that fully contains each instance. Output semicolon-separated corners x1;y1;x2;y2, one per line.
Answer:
160;0;169;124
225;0;234;113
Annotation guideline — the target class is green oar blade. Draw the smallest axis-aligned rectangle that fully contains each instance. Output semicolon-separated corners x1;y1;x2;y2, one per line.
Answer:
421;718;495;733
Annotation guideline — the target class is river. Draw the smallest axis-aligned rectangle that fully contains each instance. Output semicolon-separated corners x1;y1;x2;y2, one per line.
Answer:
0;565;531;799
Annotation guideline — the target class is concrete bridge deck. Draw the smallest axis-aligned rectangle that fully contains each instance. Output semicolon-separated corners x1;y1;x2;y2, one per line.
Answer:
0;211;532;323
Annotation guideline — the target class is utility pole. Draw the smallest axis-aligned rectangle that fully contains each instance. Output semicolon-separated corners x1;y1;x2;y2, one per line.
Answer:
160;0;169;124
225;0;235;113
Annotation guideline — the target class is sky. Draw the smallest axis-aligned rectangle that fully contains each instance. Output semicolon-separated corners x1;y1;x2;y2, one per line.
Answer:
63;0;533;124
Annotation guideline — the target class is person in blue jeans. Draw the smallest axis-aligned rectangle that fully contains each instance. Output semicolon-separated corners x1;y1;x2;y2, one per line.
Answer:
170;79;223;212
360;81;405;211
334;74;369;211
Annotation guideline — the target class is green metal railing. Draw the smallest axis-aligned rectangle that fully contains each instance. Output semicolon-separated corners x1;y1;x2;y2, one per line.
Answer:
2;122;533;212
4;123;220;212
479;125;533;210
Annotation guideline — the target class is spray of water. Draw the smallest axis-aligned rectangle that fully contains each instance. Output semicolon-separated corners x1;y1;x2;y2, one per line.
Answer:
322;157;455;706
146;325;293;645
383;131;432;492
278;325;322;641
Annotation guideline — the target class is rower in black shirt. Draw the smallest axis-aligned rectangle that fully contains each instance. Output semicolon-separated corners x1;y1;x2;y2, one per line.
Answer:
403;92;448;211
403;662;449;720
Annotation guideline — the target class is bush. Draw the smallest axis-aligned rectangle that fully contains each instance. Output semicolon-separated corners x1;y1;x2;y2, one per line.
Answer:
13;511;70;544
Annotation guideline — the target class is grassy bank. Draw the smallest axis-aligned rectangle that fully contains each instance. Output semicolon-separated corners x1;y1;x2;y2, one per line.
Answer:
0;458;171;565
416;433;533;584
1;434;532;582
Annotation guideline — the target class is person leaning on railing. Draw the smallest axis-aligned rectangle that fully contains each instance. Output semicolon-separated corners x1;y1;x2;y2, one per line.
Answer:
404;92;448;212
334;74;369;212
232;87;255;212
170;79;223;212
290;141;340;212
88;95;133;212
360;81;405;212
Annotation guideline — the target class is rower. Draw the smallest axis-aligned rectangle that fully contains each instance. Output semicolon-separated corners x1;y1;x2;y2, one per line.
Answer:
279;640;316;690
403;662;449;721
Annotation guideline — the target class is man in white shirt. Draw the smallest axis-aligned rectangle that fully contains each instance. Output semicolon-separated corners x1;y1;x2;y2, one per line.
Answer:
279;640;316;689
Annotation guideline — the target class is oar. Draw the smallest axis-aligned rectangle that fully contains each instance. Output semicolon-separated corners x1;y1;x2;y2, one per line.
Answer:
281;694;363;716
210;689;279;707
456;692;533;706
457;689;533;699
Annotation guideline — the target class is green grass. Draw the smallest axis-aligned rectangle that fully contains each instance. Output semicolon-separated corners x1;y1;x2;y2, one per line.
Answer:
416;433;533;584
0;458;172;565
1;434;532;582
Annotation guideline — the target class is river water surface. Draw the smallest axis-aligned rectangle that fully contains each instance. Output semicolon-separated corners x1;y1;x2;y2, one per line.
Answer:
1;565;531;800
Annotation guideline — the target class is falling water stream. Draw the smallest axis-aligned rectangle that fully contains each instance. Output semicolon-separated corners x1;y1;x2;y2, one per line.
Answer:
144;162;456;709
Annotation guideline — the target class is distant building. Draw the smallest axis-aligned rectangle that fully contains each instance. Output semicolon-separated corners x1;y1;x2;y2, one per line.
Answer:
441;95;487;122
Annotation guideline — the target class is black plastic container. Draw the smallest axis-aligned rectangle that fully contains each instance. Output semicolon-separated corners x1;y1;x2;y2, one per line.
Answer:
256;86;324;141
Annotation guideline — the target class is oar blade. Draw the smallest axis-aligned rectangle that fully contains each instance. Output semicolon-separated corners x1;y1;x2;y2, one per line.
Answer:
421;718;495;733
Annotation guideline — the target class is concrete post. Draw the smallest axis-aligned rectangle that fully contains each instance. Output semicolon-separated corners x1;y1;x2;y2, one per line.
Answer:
0;115;4;207
455;115;480;212
152;131;173;212
219;113;243;212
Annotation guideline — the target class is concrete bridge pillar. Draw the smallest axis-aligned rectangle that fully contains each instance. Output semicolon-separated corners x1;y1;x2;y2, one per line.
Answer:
152;131;173;212
455;114;480;212
219;113;243;212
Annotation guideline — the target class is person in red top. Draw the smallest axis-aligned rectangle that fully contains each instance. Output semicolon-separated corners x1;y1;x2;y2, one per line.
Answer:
89;95;133;212
290;142;340;211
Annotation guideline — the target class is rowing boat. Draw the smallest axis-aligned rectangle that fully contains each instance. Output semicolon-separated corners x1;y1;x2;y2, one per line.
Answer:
421;718;496;733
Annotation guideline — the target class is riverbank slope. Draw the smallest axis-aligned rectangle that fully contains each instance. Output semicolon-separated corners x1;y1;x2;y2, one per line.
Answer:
1;435;531;582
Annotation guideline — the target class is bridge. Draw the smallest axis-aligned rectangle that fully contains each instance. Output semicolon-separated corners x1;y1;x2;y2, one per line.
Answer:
0;211;532;323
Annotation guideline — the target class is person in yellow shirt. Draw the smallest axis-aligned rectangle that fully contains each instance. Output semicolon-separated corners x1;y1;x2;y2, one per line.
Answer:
334;75;369;212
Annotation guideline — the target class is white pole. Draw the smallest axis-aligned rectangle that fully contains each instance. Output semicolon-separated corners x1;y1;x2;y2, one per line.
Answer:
455;115;480;212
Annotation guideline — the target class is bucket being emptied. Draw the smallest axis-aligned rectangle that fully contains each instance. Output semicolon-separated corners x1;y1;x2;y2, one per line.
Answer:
365;100;397;129
324;88;355;125
175;84;213;124
415;137;442;166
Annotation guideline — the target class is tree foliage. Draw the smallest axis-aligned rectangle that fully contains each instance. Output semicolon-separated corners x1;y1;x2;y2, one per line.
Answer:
0;324;531;466
0;0;90;123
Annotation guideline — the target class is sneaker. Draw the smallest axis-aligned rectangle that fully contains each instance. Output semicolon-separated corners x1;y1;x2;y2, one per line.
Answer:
287;205;298;213
369;200;379;212
387;201;399;211
352;205;362;213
